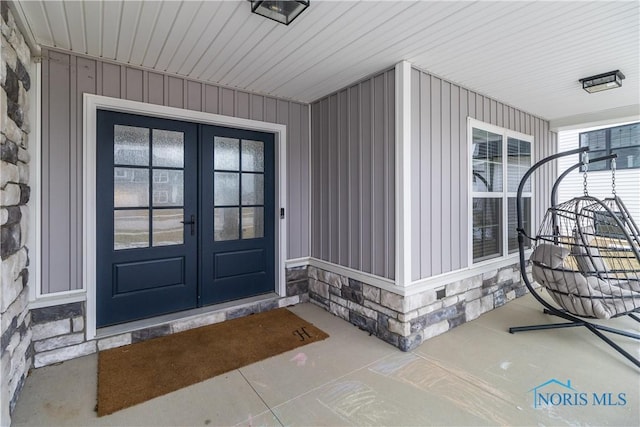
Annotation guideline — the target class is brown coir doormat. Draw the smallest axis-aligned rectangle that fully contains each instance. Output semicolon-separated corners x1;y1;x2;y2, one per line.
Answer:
97;308;329;416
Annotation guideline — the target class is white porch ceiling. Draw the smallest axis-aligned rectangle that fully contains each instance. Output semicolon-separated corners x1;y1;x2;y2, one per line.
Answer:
13;0;640;125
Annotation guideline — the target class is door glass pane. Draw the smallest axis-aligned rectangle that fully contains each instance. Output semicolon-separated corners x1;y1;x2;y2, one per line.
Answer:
114;125;149;166
214;207;239;241
242;207;264;239
214;172;239;206
153;169;183;206
152;209;184;246
114;210;149;250
214;137;240;171
114;168;149;208
241;173;264;205
152;129;184;168
242;140;264;172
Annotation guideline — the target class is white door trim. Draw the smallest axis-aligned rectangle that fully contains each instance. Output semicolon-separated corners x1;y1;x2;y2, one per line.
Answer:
83;94;288;340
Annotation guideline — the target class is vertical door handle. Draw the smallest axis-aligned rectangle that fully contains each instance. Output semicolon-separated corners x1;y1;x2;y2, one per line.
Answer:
181;215;196;236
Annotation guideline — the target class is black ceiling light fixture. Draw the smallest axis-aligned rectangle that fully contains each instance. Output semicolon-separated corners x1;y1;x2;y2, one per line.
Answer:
251;1;309;25
579;70;625;93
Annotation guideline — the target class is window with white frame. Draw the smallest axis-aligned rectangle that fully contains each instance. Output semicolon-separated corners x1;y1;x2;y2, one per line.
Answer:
579;122;640;171
470;120;533;263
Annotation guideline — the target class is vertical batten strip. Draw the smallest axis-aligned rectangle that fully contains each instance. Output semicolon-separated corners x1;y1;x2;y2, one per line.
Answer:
358;83;363;270
395;61;412;287
419;71;431;278
459;87;469;269
430;76;442;275
347;89;352;268
69;54;79;289
410;69;420;280
370;79;375;274
383;72;389;277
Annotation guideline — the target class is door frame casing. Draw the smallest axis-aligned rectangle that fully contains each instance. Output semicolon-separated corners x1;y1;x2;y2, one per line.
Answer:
83;94;287;340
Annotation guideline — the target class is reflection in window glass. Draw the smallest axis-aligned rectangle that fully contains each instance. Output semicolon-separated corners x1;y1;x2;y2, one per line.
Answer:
214;207;239;241
508;197;531;253
152;169;184;207
114;168;149;208
214;172;239;206
612;147;640;169
472;161;502;192
242;207;264;239
507;138;531;192
114;125;149;166
472;129;503;192
473;198;502;262
241;140;264;172
580;122;640;170
152;129;184;168
241;173;264;205
114;210;149;250
152;209;184;246
214;137;240;171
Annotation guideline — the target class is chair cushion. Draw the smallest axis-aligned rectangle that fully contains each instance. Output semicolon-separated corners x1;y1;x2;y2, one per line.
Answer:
530;244;570;269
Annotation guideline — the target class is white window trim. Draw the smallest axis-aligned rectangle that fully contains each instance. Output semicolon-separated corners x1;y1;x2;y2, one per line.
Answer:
467;117;534;267
83;94;287;340
579;122;640;171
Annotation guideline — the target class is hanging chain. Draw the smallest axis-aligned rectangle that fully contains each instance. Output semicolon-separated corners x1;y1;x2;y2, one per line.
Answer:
611;157;616;196
582;151;589;196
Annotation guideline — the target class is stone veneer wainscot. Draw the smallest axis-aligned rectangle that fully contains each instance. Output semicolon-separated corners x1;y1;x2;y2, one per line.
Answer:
307;263;530;351
1;2;34;425
28;267;310;367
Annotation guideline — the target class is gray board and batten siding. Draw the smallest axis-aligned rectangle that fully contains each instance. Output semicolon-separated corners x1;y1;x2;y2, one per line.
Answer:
311;69;396;280
41;48;310;294
410;66;557;281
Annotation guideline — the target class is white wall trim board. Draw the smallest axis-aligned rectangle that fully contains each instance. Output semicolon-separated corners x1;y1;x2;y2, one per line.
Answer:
394;60;412;288
28;61;42;302
308;254;528;297
406;251;531;296
28;291;87;309
83;94;288;340
285;257;312;269
308;104;313;258
309;257;397;293
468;117;533;141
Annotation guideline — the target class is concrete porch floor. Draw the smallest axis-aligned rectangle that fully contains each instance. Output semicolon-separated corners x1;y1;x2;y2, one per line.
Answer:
11;294;640;426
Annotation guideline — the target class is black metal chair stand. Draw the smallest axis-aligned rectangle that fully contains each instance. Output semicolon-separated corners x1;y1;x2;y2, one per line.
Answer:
509;147;640;369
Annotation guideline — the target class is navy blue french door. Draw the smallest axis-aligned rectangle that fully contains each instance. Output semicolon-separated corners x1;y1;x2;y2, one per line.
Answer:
96;111;275;327
199;126;275;305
